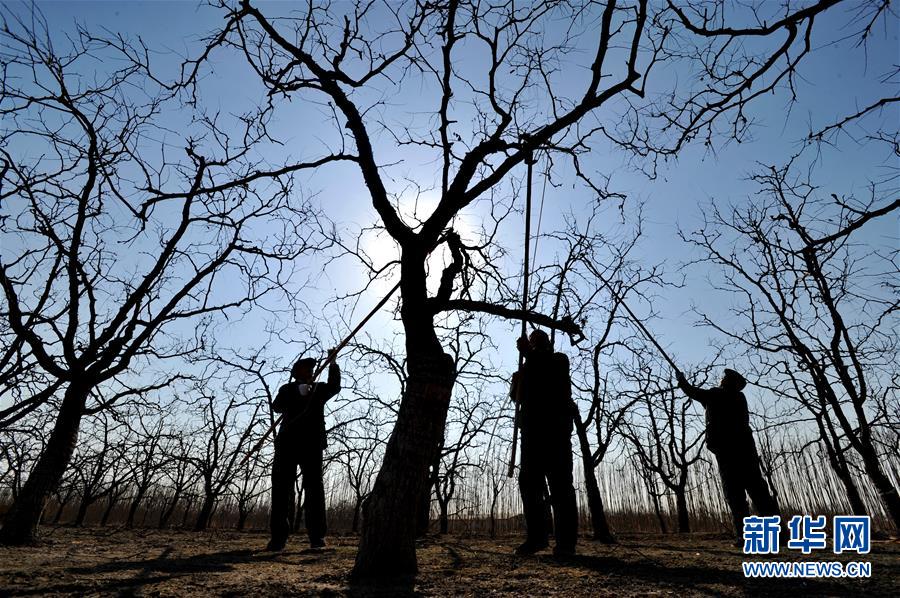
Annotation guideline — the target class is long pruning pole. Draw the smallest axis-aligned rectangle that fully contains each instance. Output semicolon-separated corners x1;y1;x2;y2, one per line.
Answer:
239;281;401;467
312;280;402;380
602;280;682;376
508;153;535;478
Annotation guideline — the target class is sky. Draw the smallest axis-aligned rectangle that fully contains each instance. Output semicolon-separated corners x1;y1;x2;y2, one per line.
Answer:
3;1;898;423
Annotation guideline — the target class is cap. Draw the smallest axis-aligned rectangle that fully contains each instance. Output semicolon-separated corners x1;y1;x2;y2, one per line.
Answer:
294;356;317;368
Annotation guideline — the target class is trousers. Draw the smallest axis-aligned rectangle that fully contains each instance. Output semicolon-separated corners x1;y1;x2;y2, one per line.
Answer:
519;429;578;549
270;444;326;545
716;448;781;536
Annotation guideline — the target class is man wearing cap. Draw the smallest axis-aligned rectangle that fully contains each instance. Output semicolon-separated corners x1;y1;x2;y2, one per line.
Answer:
267;351;341;551
676;368;781;542
510;329;579;557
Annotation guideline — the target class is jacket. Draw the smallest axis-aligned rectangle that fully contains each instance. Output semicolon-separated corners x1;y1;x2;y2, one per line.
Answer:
273;363;341;451
680;383;755;455
510;349;575;437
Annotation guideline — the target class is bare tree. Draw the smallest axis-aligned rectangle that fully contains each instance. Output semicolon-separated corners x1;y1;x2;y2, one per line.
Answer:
622;364;705;533
431;382;494;534
544;205;664;542
333;416;386;533
123;412;168;528
97;443;134;527
425;315;501;534
755;361;871;517
0;424;44;506
479;444;511;539
631;450;668;534
173;0;879;578
685;161;900;527
48;470;78;525
70;413;124;527
179;363;266;531
0;8;328;544
157;434;200;529
232;451;268;531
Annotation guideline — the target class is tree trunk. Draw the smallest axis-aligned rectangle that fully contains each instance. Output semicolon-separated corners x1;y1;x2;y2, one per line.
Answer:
51;494;70;525
73;495;93;527
837;465;869;518
351;363;453;579
675;488;690;533
351;255;455;582
126;487;147;528
489;496;497;539
100;494;117;526
825;443;868;517
158;491;181;529
236;506;249;531
858;443;900;529
352;496;362;534
352;344;454;581
0;383;90;545
654;500;667;534
351;353;454;580
438;498;449;535
817;415;868;517
194;494;215;531
813;365;900;527
648;483;667;534
179;496;194;528
575;423;615;543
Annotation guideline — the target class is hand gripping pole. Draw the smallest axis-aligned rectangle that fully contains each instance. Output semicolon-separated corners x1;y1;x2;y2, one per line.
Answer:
238;281;401;468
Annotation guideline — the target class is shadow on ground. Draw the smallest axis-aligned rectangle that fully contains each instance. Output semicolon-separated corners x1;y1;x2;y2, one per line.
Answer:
1;527;896;596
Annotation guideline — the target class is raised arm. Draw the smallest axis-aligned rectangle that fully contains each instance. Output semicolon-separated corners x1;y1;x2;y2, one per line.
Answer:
676;372;714;407
321;361;342;402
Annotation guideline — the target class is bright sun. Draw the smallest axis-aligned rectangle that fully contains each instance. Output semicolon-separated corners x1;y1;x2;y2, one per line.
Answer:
360;188;481;292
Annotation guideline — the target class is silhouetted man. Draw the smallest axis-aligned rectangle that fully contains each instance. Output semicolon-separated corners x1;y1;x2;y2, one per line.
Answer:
511;329;578;557
267;351;341;551
676;368;781;542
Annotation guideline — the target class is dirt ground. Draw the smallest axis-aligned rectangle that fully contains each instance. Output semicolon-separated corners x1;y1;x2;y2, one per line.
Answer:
0;527;897;596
